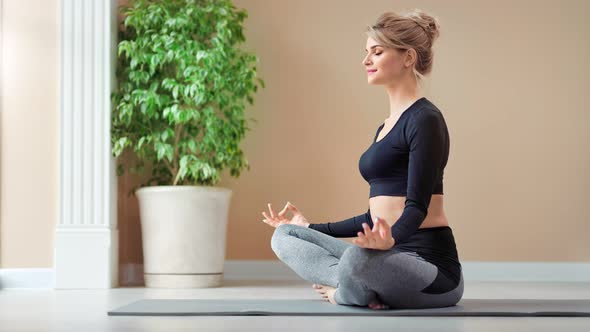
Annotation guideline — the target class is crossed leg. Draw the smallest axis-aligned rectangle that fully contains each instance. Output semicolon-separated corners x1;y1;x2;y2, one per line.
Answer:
270;224;389;308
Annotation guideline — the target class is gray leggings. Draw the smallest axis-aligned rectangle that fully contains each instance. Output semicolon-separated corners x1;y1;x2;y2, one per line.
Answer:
271;223;464;309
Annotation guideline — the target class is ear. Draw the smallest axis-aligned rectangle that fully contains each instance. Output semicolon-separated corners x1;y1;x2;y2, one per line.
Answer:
404;48;417;68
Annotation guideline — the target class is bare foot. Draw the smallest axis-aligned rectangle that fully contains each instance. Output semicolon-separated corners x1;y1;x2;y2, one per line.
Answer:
312;284;338;305
368;301;390;310
312;284;390;309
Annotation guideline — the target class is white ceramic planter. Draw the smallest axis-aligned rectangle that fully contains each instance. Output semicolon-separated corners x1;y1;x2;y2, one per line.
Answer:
135;185;232;288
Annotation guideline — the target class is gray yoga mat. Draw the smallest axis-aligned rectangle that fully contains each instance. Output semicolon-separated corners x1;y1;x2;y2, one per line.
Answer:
108;298;590;317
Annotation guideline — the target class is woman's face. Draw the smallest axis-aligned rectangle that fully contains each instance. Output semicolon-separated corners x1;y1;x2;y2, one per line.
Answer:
362;36;409;85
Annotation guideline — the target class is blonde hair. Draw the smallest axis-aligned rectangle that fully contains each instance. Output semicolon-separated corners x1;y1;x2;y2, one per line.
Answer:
366;9;441;85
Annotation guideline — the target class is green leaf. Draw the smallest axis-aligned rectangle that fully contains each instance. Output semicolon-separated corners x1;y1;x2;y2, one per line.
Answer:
137;136;146;150
172;85;179;99
155;142;165;160
196;50;206;62
164;144;174;162
188;140;197;153
112;0;264;186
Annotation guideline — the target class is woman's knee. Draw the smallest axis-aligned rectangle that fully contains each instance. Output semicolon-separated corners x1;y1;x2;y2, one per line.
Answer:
270;224;298;256
338;246;373;276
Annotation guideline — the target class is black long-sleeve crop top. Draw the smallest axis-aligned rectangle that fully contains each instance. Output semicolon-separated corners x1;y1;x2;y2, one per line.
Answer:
309;97;450;245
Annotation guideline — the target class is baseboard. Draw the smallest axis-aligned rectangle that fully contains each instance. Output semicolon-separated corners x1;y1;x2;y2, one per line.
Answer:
460;261;590;282
2;261;589;289
222;261;590;283
0;268;54;289
119;263;145;286
53;228;119;289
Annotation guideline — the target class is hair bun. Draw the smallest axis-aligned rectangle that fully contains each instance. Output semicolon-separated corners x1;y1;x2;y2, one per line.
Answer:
405;8;440;43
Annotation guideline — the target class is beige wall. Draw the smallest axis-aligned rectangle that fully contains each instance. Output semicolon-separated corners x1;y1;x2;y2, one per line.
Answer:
1;0;589;270
1;0;59;267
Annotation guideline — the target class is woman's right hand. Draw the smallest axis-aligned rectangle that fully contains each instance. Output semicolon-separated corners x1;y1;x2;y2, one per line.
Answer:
262;201;311;228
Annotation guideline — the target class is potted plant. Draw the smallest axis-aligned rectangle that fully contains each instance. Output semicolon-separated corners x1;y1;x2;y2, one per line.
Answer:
111;0;264;288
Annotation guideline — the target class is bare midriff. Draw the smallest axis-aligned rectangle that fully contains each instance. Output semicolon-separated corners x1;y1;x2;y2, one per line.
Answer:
369;194;449;229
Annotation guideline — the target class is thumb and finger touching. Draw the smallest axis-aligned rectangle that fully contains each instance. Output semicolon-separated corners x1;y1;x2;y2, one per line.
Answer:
287;202;300;215
262;202;301;228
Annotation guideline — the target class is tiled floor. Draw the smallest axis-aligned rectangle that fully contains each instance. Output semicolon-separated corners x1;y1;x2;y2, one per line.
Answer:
1;280;589;331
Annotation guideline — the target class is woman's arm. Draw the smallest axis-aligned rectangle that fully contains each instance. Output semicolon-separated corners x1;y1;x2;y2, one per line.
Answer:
390;109;449;244
308;208;374;237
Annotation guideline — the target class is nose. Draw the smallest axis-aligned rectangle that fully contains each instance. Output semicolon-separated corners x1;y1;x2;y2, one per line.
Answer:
362;54;371;67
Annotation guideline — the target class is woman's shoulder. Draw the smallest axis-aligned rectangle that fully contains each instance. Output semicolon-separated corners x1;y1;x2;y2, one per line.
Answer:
409;101;444;123
405;99;448;135
417;97;443;115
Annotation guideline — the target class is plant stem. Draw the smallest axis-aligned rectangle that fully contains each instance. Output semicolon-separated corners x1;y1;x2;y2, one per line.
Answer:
172;123;184;186
162;156;175;176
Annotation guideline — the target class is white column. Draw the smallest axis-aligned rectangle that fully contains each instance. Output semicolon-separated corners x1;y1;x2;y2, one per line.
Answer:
55;0;118;289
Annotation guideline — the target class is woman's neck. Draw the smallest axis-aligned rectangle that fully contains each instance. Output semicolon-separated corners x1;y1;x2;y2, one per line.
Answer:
383;77;422;119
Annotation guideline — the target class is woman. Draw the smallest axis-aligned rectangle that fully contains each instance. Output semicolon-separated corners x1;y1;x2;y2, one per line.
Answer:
262;9;463;310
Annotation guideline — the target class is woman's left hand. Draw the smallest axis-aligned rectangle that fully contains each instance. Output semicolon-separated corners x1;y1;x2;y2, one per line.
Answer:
352;217;395;250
